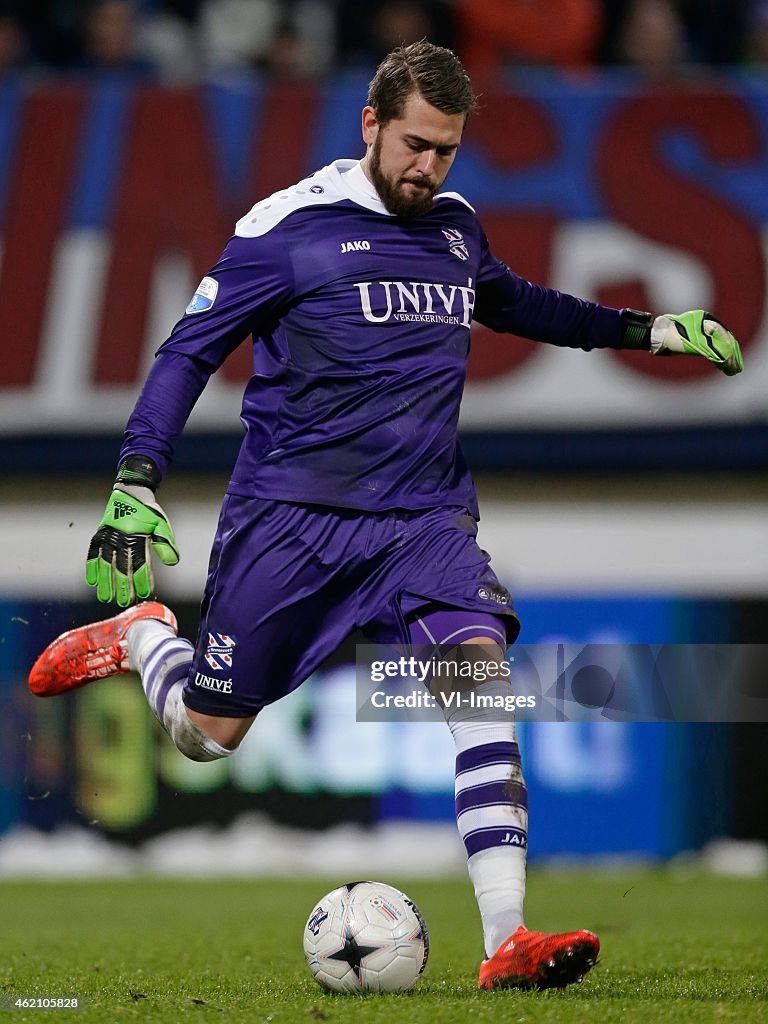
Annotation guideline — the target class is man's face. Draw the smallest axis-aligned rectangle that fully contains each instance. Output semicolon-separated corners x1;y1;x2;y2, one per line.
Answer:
362;92;465;219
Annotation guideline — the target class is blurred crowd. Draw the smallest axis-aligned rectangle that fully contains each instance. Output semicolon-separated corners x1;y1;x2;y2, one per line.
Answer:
1;0;767;80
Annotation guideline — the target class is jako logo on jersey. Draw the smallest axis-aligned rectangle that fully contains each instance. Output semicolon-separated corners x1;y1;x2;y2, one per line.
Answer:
354;279;475;327
113;500;137;520
341;240;371;253
185;275;219;315
477;586;511;605
204;631;236;672
307;906;329;936
442;227;470;261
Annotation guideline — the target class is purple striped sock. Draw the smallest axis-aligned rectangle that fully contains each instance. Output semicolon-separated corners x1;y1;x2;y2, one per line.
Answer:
455;740;528;859
141;636;194;723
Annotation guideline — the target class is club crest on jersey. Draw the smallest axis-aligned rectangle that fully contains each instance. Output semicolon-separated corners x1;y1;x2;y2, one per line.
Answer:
185;276;218;315
442;227;469;261
204;631;236;672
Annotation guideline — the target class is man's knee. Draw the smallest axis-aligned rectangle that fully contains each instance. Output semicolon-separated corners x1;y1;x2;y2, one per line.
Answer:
162;688;252;762
167;705;237;762
184;706;255;751
428;637;507;701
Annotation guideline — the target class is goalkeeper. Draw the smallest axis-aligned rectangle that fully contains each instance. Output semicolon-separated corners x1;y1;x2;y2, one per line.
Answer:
29;41;742;993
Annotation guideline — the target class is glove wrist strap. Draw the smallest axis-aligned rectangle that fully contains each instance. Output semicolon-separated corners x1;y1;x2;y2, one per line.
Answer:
115;455;161;492
620;308;654;350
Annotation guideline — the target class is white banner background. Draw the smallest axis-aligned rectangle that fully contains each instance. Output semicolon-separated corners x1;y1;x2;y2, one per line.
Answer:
1;222;766;433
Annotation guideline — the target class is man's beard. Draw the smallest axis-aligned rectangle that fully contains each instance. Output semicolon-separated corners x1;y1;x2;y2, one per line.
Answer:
368;134;438;219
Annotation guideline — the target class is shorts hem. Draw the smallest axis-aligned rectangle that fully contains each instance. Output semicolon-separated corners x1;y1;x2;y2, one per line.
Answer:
182;688;265;718
400;591;521;645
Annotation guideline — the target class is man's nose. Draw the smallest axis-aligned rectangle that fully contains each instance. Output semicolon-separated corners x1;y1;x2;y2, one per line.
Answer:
414;149;436;176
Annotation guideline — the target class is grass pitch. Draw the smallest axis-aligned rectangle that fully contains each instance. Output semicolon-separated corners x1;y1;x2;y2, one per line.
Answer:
0;870;766;1023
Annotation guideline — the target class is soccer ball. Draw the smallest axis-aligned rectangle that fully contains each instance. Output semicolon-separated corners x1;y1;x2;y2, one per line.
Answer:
303;880;429;993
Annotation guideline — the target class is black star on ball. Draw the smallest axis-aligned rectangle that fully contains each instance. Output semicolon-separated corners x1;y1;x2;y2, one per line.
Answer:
326;922;384;983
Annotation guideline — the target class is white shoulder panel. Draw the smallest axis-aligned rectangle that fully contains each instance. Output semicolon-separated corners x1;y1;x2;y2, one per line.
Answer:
434;190;476;213
235;163;348;239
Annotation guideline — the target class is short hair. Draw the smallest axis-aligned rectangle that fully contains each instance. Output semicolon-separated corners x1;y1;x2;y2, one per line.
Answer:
367;39;477;126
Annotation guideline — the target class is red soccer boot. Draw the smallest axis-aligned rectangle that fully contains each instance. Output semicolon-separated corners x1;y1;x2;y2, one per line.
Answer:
28;602;177;697
478;925;600;990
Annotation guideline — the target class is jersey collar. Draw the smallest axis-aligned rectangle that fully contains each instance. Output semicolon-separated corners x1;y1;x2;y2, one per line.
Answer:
335;159;393;217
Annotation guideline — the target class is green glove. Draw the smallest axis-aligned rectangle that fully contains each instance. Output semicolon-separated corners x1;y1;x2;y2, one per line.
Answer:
650;310;743;376
85;460;179;607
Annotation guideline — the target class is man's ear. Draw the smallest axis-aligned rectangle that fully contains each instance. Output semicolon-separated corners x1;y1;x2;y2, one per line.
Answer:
362;105;379;146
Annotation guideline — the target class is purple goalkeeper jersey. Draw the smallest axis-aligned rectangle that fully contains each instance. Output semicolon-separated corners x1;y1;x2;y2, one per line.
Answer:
121;160;624;514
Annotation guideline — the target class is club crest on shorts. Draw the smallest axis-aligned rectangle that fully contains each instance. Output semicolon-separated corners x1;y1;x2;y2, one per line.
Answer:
442;227;469;261
204;631;237;672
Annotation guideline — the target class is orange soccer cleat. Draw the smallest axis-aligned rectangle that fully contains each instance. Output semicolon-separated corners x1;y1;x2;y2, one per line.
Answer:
478;925;600;990
28;602;177;697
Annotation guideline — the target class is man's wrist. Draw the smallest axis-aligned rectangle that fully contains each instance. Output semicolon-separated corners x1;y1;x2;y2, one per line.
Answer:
114;455;161;492
620;308;654;350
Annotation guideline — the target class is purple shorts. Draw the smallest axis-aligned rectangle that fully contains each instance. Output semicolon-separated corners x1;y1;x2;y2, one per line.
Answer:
182;496;519;717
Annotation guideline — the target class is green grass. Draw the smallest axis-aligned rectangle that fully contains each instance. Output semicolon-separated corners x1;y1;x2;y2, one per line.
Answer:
0;871;766;1023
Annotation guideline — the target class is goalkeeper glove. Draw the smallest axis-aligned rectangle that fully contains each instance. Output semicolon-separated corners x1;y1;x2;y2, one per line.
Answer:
650;310;743;376
622;308;743;375
85;456;179;607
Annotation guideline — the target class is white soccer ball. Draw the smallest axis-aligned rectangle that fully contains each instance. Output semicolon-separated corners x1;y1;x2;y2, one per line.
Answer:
303;880;429;993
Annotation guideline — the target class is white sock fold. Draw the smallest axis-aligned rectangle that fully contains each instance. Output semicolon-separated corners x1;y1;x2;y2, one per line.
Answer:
125;618;176;673
161;682;234;762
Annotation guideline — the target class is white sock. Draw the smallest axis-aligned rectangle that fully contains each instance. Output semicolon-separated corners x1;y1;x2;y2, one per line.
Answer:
444;678;528;957
468;847;527;957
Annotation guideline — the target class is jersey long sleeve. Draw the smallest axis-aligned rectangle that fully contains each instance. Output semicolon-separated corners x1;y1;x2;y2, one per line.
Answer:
121;351;212;479
121;159;627;514
474;248;623;349
121;231;295;478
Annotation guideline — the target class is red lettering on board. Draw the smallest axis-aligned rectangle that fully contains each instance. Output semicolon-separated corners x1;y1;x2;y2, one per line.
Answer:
0;88;87;385
94;88;227;384
598;89;764;380
219;82;319;383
